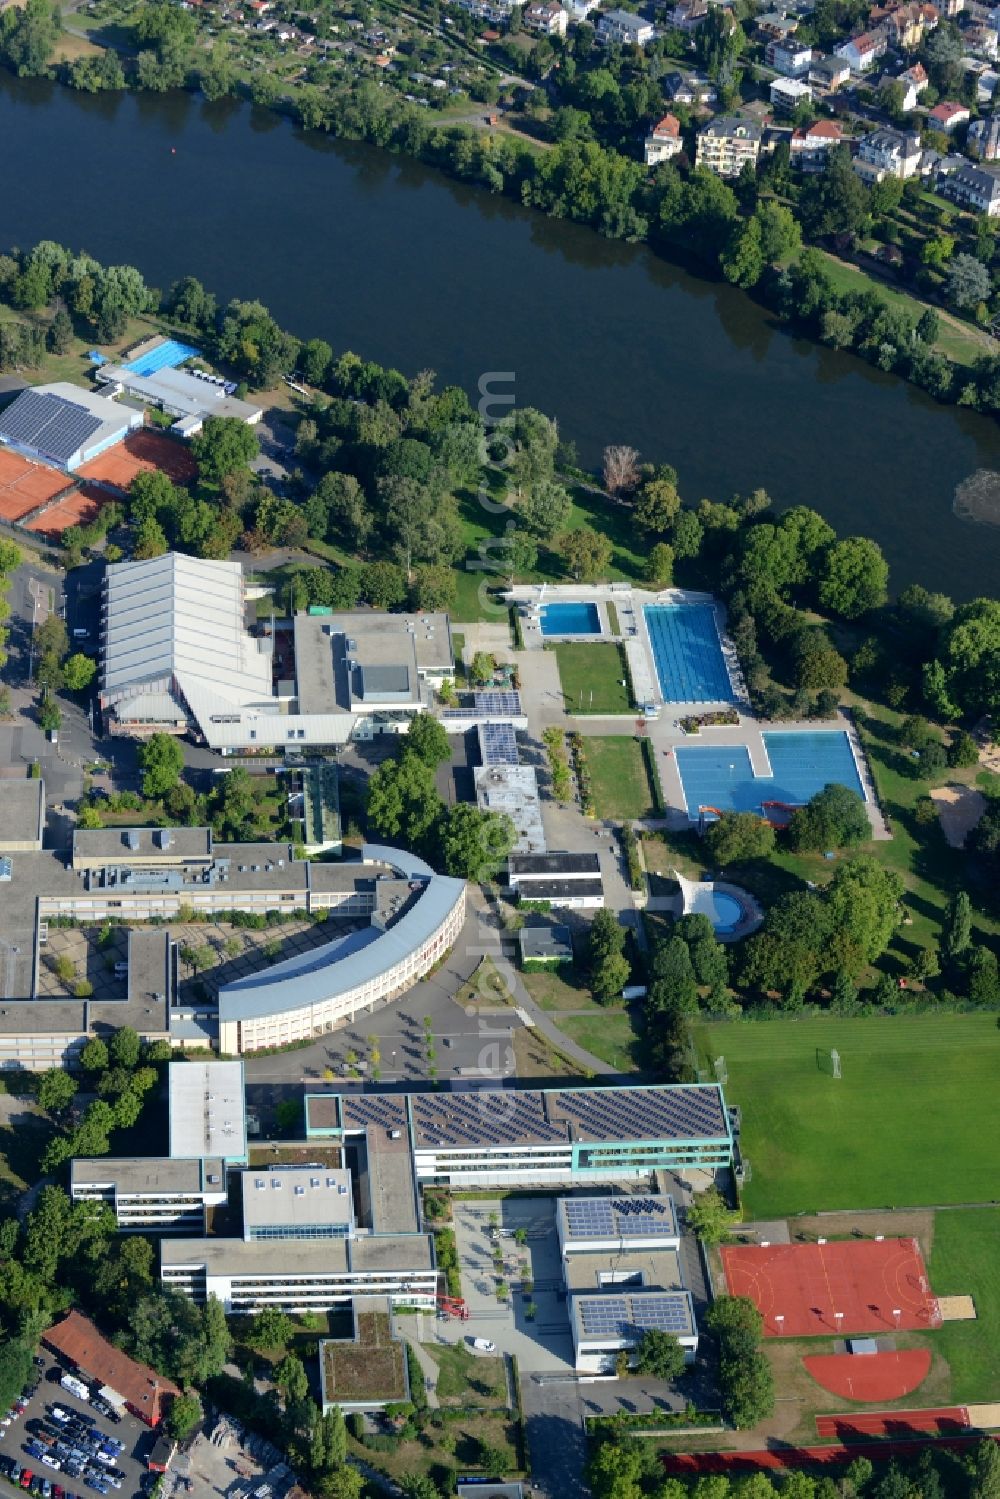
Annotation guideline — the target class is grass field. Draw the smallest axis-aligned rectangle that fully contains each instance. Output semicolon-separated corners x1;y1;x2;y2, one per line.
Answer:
557;1011;645;1073
554;644;632;715
691;1014;1000;1217
426;1343;508;1406
930;1209;1000;1402
585;736;658;820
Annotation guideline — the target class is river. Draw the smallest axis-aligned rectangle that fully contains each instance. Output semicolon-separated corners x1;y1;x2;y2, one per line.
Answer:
2;70;1000;599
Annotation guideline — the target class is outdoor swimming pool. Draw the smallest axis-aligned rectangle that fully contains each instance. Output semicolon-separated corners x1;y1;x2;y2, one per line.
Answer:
674;730;866;817
644;604;734;703
122;338;201;378
687;886;747;935
540;602;602;637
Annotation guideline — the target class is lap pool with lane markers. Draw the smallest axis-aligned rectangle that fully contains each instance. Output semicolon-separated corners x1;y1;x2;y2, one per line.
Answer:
644;604;734;703
674;731;866;816
122;338;201;377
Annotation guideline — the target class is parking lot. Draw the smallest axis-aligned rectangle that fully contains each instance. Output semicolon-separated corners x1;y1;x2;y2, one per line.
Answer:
0;1361;154;1499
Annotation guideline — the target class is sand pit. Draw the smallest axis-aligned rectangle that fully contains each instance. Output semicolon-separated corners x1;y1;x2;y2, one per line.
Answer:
931;785;987;849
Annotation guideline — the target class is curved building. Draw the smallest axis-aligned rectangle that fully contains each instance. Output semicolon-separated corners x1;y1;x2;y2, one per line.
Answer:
217;845;466;1054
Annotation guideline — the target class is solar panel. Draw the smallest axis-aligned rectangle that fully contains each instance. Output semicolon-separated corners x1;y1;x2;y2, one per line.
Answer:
473;690;522;716
0;389;104;464
577;1293;693;1339
480;722;519;766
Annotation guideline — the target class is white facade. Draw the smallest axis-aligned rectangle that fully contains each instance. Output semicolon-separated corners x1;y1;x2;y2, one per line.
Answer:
854;127;922;180
770;76;813;112
596;8;654;44
70;1157;227;1234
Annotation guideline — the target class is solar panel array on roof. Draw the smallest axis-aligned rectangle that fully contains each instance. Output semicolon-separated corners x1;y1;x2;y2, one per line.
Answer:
412;1090;567;1148
0;389;104;464
563;1197;676;1239
552;1086;726;1143
340;1094;408;1134
578;1293;692;1339
473;690;522;716
480;722;519;766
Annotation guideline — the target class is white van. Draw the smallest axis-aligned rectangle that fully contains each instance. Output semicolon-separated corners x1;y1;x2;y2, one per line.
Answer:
471;1338;496;1353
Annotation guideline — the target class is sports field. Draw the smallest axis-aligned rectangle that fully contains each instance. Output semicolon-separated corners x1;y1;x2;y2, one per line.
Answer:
692;1014;1000;1216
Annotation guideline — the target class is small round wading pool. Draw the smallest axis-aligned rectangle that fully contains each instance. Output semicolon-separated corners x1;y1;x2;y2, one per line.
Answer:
708;891;745;935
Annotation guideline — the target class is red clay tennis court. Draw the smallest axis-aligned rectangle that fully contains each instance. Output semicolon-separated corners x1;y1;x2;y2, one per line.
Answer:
721;1238;940;1337
25;484;109;538
77;429;197;489
0;449;73;520
663;1434;992;1476
816;1407;969;1440
806;1350;932;1402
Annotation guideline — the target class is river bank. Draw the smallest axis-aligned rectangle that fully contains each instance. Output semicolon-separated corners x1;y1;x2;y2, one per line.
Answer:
2;71;1000;598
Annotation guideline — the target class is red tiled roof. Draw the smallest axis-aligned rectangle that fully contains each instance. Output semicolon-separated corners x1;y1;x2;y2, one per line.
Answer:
652;112;681;136
43;1312;180;1427
930;99;967;119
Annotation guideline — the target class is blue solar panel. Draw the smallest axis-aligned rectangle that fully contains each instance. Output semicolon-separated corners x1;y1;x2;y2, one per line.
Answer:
578;1293;692;1339
480;722;519;766
0;389;105;465
564;1197;677;1239
473;690;522;716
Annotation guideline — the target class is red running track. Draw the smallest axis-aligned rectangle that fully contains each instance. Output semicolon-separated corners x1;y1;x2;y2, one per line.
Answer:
804;1350;932;1402
721;1238;939;1337
664;1434;996;1476
816;1408;969;1440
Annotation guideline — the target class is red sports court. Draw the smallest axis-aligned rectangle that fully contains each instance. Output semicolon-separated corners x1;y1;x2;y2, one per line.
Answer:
805;1350;932;1402
815;1408;969;1440
721;1238;941;1337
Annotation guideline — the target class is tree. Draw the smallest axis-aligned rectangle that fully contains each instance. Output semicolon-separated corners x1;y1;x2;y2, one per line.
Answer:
924;599;1000;720
941;890;973;961
634;475;681;535
62;653;97;693
633;1328;686;1380
469;651;495;686
741;890;830;1003
405;714;452;766
646;542;674;588
824;857;903;976
721;216;764;290
411;564;456;612
671;509;703;561
109;1026;141;1069
366;751;443;851
0;1341;33;1418
138;732;185;798
441;804;516;881
946;253;992;311
560;525;613;582
478;1442;508;1479
705;811;775;866
685;1186;737;1245
79;1037;109;1074
789;783;870;852
948;730;980;768
300;338;333;387
518;478;572;538
37;695;61;733
649;934;698;1015
964;945;1000;1006
191;416;260;484
818;538;889;619
166;1392;203;1441
133;514;168;560
317;1470;364;1499
37;1068;77;1114
799;146;869;238
756;200;801;263
0;0;61;77
250;1305;293;1351
602;444;640;498
275;1353;309;1406
589;909;631;1003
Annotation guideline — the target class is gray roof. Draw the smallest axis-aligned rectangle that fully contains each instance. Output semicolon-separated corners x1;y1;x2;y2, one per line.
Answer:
509;852;600;877
358;663;411;701
72;826;213;865
0;777;45;849
70;1155;223;1196
518;924;573;961
218;874;466;1022
169;1061;246;1161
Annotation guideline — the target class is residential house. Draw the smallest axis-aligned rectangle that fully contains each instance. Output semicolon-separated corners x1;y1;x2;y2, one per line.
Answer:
669;0;709;29
766;35;813;72
695;114;763;175
939;0;963;14
809;52;853;88
770;75;813;111
978;65;1000;103
524;0;569;30
756;10;798;37
644;111;684;163
853;125;923;178
566;0;601;17
938;157;1000;209
870;0;939;48
968;110;1000;156
596;8;655;43
459;0;516;23
928;98;971;129
963;21;999;56
664;69;718;103
789;116;844;167
834;29;888;71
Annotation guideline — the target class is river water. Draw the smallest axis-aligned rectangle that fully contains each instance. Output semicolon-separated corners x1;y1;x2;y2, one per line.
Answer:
2;70;999;598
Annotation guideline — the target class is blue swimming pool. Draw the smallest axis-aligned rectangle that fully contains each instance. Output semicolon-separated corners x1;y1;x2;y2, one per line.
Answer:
122;339;201;378
644;604;734;703
540;602;602;636
674;730;866;817
688;886;746;934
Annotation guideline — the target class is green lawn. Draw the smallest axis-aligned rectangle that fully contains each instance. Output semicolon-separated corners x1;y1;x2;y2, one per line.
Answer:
555;644;633;715
929;1208;1000;1402
425;1342;508;1406
691;1013;1000;1217
584;736;658;820
557;1011;645;1073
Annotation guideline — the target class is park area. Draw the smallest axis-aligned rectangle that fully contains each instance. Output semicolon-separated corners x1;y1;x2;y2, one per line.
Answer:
691;1013;1000;1216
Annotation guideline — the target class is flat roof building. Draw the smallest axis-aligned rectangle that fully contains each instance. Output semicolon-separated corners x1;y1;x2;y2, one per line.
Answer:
0;777;45;852
0;384;142;472
518;924;573;965
474;764;546;855
242;1166;355;1240
71;825;213;871
70;1155;227;1234
507;851;604;908
168;1060;247;1164
570;1290;698;1373
556;1194;680;1254
96;363;262;434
